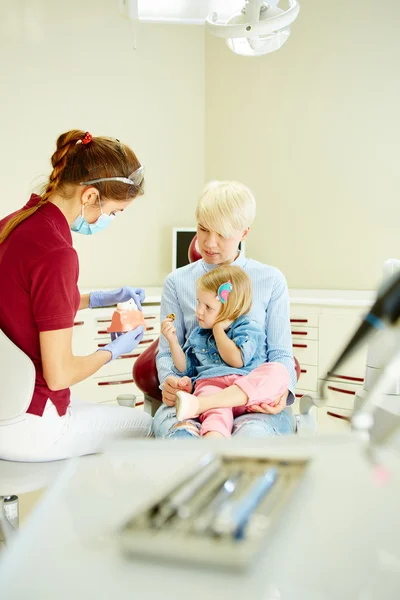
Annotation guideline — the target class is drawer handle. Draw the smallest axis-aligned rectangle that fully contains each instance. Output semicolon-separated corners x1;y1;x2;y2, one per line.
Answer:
290;319;308;323
73;321;84;327
97;326;154;335
327;385;356;396
327;410;351;422
293;343;307;348
291;331;308;336
98;379;134;386
97;317;158;324
300;369;307;374
97;337;157;348
327;373;364;383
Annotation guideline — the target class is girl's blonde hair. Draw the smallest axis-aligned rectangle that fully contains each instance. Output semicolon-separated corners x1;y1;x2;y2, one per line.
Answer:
195;180;256;239
197;265;252;323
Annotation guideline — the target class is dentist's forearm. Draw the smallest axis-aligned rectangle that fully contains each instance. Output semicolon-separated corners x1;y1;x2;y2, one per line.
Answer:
79;294;90;310
45;351;111;391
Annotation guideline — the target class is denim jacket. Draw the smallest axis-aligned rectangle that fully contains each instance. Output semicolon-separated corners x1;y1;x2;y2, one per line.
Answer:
174;315;266;382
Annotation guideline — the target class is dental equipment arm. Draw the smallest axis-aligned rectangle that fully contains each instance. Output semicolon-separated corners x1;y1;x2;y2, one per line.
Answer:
311;270;400;406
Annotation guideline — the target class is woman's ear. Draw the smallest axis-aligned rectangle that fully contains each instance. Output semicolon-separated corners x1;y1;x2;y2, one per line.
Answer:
81;186;99;207
241;227;250;241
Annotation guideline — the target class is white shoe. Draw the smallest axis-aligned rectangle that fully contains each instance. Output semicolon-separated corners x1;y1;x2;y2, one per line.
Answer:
176;391;200;421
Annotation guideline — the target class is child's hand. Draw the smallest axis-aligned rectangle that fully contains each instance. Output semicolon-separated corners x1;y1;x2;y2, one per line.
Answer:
161;318;178;343
213;319;233;332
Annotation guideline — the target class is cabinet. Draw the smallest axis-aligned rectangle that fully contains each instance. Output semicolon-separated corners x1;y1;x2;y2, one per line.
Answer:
71;288;373;434
71;289;162;408
290;291;374;435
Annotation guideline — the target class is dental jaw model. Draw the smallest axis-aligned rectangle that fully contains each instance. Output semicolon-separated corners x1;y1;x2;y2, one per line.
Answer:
107;299;146;333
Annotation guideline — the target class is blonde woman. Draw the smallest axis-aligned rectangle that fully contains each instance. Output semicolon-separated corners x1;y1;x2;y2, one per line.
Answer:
161;266;289;438
154;180;297;439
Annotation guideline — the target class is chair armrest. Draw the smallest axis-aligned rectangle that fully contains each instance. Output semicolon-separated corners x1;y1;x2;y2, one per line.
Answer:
294;356;301;382
133;339;162;402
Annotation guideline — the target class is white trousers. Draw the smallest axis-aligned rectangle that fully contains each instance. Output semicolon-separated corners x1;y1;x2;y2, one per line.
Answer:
0;398;153;462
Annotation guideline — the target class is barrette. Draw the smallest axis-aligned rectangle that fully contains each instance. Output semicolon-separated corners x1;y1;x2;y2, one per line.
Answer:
216;280;232;304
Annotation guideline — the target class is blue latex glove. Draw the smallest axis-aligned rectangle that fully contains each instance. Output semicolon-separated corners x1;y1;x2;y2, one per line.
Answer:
89;287;145;310
98;326;145;362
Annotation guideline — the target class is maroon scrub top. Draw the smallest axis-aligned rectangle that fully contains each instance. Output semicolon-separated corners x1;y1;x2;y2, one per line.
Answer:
0;195;80;416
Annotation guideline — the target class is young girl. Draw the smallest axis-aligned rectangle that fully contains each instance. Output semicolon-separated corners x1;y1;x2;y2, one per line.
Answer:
161;265;290;438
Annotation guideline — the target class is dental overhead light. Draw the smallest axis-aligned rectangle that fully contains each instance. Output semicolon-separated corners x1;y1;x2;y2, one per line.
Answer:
120;1;300;56
206;1;301;56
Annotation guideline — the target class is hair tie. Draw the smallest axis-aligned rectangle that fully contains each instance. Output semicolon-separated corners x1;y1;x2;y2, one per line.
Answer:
216;280;232;304
82;132;93;145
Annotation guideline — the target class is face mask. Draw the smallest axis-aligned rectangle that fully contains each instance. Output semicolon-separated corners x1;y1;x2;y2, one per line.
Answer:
70;197;115;235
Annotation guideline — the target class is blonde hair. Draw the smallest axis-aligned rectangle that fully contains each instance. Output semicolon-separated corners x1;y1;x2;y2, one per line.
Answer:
197;265;252;323
195;180;256;239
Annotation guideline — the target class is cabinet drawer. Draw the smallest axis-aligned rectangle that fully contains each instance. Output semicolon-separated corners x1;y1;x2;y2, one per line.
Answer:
95;310;159;324
293;388;310;401
97;335;159;351
94;374;144;403
72;321;93;355
95;353;141;378
327;373;364;386
291;326;318;341
297;365;317;391
290;315;318;327
100;398;145;409
320;379;362;410
71;379;145;406
318;313;367;379
317;407;352;435
292;340;318;366
95;322;160;337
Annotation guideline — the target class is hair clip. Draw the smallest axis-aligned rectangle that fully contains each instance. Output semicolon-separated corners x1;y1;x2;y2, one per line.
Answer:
82;132;93;145
216;280;232;304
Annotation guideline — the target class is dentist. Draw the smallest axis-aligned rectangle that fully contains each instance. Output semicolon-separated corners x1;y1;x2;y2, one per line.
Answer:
0;129;152;462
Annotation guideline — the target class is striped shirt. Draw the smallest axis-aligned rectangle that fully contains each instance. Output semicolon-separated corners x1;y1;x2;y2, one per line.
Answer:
156;252;297;404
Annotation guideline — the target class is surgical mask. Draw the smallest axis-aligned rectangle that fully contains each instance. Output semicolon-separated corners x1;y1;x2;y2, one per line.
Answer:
70;196;115;235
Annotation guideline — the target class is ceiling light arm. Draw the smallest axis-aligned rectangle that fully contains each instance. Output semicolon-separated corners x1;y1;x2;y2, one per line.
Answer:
205;0;300;39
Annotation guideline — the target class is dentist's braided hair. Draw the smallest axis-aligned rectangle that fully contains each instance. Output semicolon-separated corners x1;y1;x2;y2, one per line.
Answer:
0;129;143;243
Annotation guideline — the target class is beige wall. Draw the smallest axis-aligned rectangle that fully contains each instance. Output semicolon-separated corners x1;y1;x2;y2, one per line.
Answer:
0;0;204;288
205;0;400;290
2;1;399;292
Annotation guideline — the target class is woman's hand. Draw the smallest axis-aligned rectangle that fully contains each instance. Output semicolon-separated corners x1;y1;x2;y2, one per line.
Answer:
161;318;178;344
101;326;145;361
247;390;289;415
162;375;192;406
89;286;145;310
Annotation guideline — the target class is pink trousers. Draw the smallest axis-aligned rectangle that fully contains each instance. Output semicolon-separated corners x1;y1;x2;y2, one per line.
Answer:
194;362;289;438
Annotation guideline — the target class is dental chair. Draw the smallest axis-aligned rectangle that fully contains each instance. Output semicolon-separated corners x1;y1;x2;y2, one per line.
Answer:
0;329;63;544
133;236;316;435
